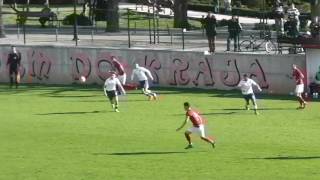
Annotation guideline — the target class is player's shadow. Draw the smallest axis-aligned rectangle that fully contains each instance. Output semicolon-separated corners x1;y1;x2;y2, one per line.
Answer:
201;112;238;115
44;95;100;98
77;100;107;102
93;151;196;156
249;156;320;160
122;99;149;102
259;107;296;111
36;110;102;115
211;107;295;111
211;108;245;111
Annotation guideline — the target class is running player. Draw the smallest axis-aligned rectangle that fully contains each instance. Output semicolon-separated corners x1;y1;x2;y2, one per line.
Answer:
104;72;126;112
131;63;157;100
7;46;21;88
237;74;262;115
176;102;216;149
292;64;307;109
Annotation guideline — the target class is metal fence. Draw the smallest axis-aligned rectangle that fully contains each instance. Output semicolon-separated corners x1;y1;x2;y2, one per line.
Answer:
1;3;304;54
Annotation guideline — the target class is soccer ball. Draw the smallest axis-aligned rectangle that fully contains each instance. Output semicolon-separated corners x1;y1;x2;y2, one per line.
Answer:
80;76;86;83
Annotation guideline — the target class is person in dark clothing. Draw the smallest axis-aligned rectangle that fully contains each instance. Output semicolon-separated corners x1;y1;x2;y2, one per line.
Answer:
284;17;299;38
202;12;217;53
7;46;21;88
273;0;284;36
227;16;242;51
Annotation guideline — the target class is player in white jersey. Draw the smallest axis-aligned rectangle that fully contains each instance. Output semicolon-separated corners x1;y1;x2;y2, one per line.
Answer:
131;64;157;100
104;72;126;112
237;74;262;115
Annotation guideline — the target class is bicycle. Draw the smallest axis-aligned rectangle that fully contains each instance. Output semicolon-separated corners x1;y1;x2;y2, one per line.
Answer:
239;34;277;53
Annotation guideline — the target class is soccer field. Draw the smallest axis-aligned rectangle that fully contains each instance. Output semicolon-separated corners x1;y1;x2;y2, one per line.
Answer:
1;84;320;180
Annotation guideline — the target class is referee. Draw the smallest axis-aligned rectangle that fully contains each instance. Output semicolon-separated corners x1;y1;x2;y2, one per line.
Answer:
7;46;21;88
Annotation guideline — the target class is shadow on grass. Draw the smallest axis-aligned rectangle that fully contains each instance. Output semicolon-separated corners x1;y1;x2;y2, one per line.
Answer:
44;95;100;98
211;107;296;111
36;110;103;115
92;151;202;156
77;100;107;102
171;111;239;116
201;112;238;115
0;84;303;102
249;156;320;160
76;99;148;103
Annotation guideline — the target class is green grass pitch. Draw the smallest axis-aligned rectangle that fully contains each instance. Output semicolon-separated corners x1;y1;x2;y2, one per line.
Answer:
1;84;320;180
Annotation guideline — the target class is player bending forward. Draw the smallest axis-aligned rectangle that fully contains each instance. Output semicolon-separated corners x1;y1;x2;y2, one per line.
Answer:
111;56;126;85
104;72;126;112
237;74;262;115
131;64;157;100
176;102;215;149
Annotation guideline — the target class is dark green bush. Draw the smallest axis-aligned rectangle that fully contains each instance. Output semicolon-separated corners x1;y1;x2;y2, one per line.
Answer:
39;7;53;27
62;13;92;26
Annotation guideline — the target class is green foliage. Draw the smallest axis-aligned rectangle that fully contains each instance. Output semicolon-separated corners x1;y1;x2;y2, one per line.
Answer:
16;14;27;25
62;13;92;26
39;7;53;27
1;85;320;179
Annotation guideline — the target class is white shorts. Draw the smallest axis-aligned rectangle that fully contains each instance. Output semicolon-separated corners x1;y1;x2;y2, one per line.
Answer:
187;125;206;138
295;84;304;94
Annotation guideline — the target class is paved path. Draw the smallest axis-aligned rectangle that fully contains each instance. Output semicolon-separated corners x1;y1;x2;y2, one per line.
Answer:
0;3;273;54
120;3;275;25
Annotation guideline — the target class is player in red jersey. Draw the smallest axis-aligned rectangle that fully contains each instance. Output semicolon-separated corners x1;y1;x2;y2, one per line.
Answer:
111;56;126;85
292;64;307;109
176;102;215;149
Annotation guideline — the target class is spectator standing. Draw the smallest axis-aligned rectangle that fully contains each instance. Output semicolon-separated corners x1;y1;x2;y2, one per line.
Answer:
224;0;232;14
287;3;300;32
227;16;242;52
273;0;285;36
202;12;217;53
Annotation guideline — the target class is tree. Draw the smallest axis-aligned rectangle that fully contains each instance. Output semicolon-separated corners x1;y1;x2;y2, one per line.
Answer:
81;0;97;22
0;0;5;38
95;0;119;32
105;0;119;32
173;0;189;28
310;0;320;21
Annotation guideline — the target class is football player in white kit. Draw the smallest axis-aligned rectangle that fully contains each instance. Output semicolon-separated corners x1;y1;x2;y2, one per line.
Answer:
104;72;126;112
237;74;262;115
131;64;157;100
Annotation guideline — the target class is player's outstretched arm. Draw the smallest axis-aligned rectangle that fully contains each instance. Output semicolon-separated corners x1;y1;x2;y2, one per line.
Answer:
299;70;304;79
6;54;10;66
144;68;154;81
18;52;22;66
252;80;262;92
286;74;293;79
103;80;108;97
176;117;188;131
103;86;108;97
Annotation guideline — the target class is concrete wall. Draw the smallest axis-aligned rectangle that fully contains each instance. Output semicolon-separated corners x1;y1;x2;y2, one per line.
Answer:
306;49;320;85
0;45;305;94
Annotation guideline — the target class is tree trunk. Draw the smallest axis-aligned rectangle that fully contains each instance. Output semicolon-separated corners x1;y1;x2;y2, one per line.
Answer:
311;1;320;22
0;0;5;38
45;0;50;8
173;0;189;28
105;0;119;32
27;0;30;11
